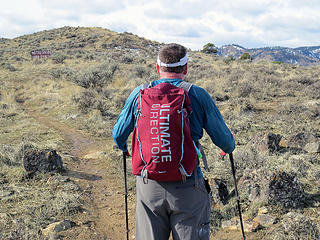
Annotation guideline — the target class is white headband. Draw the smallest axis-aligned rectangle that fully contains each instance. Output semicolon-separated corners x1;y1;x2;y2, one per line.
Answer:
157;54;188;67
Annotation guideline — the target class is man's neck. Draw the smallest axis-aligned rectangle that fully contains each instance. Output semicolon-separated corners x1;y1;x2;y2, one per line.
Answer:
159;72;185;80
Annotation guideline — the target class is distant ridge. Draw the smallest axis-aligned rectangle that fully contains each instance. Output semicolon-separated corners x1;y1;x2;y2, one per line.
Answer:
1;26;320;66
0;26;161;61
217;44;320;66
0;38;9;43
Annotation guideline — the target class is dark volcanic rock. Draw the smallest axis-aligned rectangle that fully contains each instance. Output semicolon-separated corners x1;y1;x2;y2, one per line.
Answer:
211;179;229;205
268;171;306;208
23;149;63;173
238;169;306;208
287;132;320;153
247;132;283;154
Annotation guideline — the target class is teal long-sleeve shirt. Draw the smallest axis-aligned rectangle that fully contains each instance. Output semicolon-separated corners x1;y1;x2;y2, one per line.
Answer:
112;78;235;153
113;78;235;154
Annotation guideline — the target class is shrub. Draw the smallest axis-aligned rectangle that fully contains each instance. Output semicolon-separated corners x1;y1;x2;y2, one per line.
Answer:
72;63;118;88
0;145;22;167
121;55;134;64
49;67;76;79
304;80;320;99
201;43;218;54
268;212;320;240
237;81;253;98
239;52;252;61
32;59;47;65
49;68;64;79
74;89;98;113
224;56;235;64
101;43;108;49
134;66;149;78
10;56;24;62
51;52;67;64
1;62;17;71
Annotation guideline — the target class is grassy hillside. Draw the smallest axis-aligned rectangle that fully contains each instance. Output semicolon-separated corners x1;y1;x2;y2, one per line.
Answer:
0;26;319;239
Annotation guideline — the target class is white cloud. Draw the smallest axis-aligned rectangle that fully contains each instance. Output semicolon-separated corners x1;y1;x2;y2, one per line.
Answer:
40;0;125;15
1;0;320;49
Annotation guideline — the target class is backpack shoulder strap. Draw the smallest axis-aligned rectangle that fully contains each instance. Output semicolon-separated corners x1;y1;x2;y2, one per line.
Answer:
141;82;152;90
178;81;193;92
142;81;192;91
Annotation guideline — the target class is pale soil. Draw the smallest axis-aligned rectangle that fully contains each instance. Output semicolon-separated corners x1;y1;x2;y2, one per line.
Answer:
29;111;136;240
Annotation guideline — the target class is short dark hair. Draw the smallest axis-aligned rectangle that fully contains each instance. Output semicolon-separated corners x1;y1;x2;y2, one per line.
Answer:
158;43;187;73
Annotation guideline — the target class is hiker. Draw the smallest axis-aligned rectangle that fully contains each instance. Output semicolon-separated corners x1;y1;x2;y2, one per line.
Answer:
113;43;235;240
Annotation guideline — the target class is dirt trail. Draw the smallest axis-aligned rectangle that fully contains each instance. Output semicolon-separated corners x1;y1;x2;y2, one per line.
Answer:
28;112;257;240
29;112;135;240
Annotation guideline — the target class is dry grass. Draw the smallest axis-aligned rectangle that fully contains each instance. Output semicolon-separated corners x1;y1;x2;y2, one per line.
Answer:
0;143;82;239
1;26;319;239
0;61;83;239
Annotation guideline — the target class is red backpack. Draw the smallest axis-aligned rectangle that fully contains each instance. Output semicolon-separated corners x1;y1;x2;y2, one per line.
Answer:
131;81;197;181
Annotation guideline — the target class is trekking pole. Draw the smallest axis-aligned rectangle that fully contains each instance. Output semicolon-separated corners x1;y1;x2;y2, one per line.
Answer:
229;153;246;240
122;151;129;240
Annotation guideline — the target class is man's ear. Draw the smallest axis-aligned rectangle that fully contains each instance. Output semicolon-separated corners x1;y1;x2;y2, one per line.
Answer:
183;64;188;75
156;64;160;74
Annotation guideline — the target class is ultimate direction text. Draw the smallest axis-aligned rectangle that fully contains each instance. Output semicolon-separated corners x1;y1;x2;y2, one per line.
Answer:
149;104;171;163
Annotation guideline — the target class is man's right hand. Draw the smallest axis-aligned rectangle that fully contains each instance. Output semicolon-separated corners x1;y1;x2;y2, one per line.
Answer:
220;150;226;156
220;150;226;160
124;150;131;157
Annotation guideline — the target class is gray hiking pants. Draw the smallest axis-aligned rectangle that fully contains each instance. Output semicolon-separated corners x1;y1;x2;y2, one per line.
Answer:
136;177;211;240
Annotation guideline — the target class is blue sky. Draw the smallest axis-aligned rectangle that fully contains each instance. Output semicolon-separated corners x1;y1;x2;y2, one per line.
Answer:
1;0;320;50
